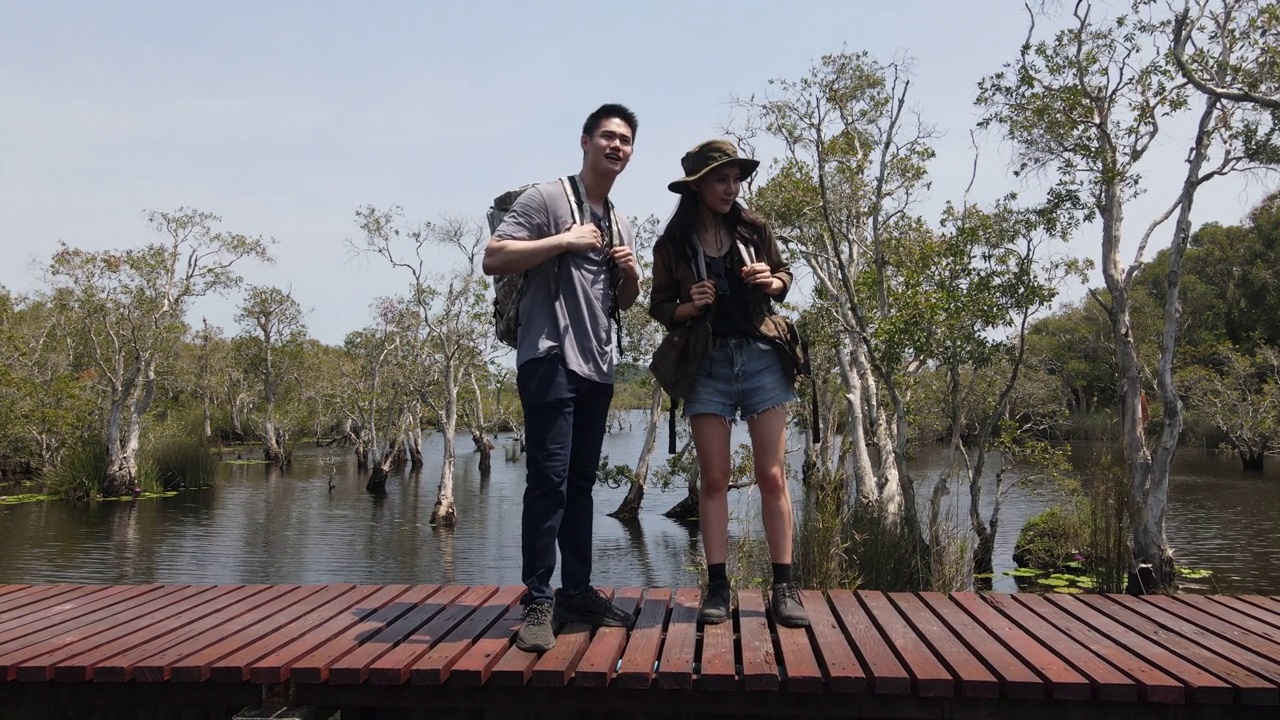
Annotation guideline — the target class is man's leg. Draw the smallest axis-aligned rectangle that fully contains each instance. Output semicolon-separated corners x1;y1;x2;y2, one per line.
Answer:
515;354;573;651
552;371;633;627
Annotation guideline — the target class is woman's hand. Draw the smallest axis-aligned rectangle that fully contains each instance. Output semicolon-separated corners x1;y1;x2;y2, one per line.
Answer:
689;280;717;309
742;262;782;296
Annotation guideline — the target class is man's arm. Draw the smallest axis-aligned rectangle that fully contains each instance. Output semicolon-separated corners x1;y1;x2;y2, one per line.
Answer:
482;234;572;276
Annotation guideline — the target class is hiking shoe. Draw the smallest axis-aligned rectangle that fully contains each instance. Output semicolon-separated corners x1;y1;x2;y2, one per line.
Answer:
553;587;634;627
771;583;809;628
515;601;555;652
699;580;732;624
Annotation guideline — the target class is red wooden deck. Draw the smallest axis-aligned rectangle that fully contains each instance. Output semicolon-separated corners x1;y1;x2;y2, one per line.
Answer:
1;583;1279;719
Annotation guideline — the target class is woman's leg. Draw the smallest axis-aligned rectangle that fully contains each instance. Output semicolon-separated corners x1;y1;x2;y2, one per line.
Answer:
746;405;792;564
691;414;733;567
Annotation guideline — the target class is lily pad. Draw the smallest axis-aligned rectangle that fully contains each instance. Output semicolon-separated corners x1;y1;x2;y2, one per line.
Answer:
0;493;52;505
973;573;996;579
1036;578;1069;587
1004;568;1043;578
1178;567;1214;580
1053;586;1084;594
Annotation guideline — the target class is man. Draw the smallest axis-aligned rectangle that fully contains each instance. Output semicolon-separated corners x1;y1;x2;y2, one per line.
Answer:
481;103;641;652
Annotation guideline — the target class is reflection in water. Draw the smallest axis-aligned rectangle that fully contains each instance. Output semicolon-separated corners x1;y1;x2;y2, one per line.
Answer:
1;412;1278;596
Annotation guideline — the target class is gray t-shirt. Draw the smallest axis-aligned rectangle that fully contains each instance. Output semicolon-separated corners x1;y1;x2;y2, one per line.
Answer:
493;176;634;384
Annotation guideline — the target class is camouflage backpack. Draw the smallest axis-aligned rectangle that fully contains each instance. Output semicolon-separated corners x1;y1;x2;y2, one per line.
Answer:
487;176;619;349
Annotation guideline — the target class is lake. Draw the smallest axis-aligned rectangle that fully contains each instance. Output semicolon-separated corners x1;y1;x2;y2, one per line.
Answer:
2;413;1277;595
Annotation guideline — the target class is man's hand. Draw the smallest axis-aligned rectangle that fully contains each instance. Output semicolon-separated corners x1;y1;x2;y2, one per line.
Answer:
563;223;603;254
610;245;639;280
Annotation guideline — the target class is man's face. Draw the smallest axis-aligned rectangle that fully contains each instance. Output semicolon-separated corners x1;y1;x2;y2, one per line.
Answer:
581;117;634;177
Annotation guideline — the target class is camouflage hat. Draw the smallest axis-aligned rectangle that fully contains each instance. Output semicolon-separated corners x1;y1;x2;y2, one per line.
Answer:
667;139;760;194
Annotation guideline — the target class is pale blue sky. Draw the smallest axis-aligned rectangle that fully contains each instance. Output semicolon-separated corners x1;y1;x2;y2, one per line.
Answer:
2;1;1272;345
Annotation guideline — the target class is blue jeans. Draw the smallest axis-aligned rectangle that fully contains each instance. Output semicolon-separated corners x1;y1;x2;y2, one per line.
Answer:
516;353;612;605
683;337;797;421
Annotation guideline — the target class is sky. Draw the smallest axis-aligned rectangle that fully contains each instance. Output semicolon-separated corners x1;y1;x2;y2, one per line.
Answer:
2;0;1274;346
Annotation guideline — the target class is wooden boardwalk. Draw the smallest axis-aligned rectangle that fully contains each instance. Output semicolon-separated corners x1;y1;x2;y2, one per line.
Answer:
1;583;1279;719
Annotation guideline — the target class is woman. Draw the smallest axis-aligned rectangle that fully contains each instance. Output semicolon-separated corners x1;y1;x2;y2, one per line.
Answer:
648;139;808;628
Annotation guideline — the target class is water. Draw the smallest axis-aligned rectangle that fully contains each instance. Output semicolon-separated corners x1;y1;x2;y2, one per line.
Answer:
2;414;1278;595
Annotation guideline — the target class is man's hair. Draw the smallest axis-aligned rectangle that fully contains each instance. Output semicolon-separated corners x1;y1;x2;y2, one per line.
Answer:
582;103;638;140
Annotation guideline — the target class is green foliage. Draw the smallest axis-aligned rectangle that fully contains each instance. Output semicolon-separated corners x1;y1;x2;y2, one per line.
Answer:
1013;506;1087;573
43;436;110;502
145;435;217;490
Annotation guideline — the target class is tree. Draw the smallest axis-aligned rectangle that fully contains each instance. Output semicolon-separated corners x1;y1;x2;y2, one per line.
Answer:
976;0;1273;591
235;285;307;467
352;206;493;527
1171;0;1280;112
735;50;937;540
42;208;272;496
606;215;664;521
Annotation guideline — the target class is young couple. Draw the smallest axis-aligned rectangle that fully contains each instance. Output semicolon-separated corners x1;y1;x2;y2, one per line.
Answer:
482;103;808;654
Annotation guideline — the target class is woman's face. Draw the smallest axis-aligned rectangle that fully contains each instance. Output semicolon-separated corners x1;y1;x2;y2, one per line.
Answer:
693;165;742;215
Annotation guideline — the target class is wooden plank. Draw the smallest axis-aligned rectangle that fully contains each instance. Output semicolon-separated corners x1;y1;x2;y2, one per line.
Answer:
54;585;259;681
1236;597;1280;629
452;603;525;686
248;584;414;683
1024;593;1209;704
408;585;523;686
1207;596;1280;633
91;585;279;682
982;593;1142;703
11;585;215;681
1245;596;1280;614
1147;595;1280;670
158;584;351;683
858;590;953;697
574;588;643;688
1177;595;1280;646
530;618;598;687
531;589;616;688
737;589;778;691
324;584;449;685
0;585;165;656
828;589;909;695
0;585;121;627
697;589;737;691
209;585;384;682
1038;594;1204;705
0;585;80;615
1082;595;1279;705
0;586;30;600
366;585;482;685
772;590;824;693
950;593;1088;702
893;593;998;699
919;593;1043;700
613;588;671;690
793;590;861;693
656;587;698;690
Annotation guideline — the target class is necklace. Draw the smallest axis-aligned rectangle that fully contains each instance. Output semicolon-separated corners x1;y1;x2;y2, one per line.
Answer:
701;220;725;254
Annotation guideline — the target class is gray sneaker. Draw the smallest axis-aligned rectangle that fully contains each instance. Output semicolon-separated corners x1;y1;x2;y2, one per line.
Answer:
770;583;809;628
515;601;555;652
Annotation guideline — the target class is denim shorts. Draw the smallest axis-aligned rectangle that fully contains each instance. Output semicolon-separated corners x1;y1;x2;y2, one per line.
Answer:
682;337;797;421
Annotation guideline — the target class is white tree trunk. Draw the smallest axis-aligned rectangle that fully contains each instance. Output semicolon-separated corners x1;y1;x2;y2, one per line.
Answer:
431;367;458;527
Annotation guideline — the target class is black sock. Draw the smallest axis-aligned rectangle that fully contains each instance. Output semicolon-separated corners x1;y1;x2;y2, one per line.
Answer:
708;563;728;585
772;563;792;586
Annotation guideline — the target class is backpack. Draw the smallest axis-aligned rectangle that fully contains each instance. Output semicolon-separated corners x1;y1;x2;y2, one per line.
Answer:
487;176;623;349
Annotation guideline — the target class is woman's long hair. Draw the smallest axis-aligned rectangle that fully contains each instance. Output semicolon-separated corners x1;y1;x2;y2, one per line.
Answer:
657;192;767;263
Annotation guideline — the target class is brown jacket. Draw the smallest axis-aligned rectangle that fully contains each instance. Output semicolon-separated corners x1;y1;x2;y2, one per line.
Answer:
648;217;802;379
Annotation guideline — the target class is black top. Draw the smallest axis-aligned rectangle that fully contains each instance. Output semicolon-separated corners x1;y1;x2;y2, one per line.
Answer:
705;244;759;340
